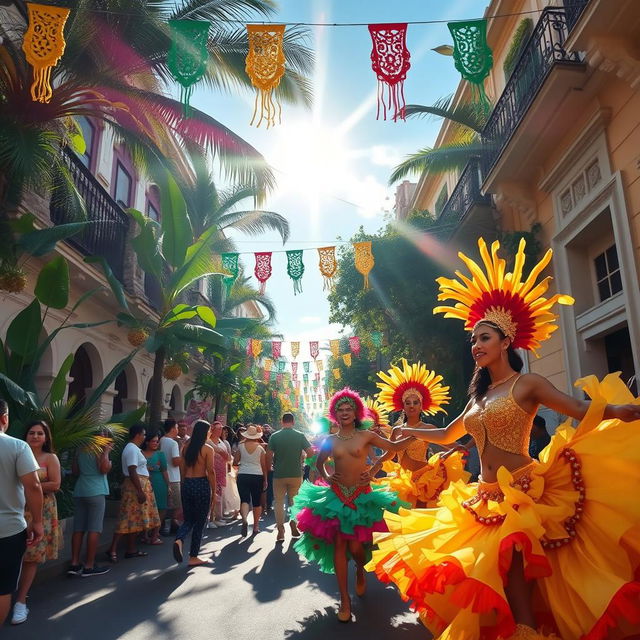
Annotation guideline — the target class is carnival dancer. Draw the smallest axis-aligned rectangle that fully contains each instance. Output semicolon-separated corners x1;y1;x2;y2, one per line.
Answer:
291;388;415;623
371;360;470;508
367;237;640;640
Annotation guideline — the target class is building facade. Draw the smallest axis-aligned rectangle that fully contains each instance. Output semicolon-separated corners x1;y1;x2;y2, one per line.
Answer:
1;121;262;423
410;0;640;408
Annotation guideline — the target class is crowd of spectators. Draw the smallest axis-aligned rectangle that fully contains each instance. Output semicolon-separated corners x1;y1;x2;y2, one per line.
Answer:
0;401;312;626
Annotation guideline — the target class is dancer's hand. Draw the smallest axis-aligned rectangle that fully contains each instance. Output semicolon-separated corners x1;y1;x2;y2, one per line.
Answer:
441;444;468;460
330;471;343;484
611;404;640;422
357;470;372;486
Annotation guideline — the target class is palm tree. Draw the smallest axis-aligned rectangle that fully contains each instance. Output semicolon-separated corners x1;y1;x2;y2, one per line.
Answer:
183;147;290;243
388;95;490;185
0;1;313;237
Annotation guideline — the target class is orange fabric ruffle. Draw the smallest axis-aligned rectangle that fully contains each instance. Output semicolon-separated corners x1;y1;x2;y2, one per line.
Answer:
367;374;640;640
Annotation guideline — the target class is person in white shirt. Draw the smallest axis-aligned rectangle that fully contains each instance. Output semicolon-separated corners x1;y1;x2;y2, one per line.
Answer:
0;399;43;626
107;424;160;562
160;420;182;534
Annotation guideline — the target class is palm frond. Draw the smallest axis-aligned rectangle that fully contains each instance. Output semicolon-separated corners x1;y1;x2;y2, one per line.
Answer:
174;0;276;22
404;94;490;134
217;209;290;243
389;142;486;184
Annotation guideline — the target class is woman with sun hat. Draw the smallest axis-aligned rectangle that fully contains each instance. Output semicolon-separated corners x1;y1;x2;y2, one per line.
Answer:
367;237;640;640
291;387;416;623
370;359;470;508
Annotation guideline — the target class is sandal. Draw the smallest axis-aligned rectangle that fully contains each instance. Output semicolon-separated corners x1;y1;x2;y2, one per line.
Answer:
124;550;148;559
105;551;118;564
149;538;164;545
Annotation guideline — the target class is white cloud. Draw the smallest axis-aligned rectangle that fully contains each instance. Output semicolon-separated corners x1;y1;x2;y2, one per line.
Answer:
369;145;402;168
345;174;393;219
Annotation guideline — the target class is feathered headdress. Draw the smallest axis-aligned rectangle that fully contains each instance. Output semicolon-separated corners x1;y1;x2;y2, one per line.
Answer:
433;237;574;353
329;387;366;424
376;359;450;415
363;396;389;426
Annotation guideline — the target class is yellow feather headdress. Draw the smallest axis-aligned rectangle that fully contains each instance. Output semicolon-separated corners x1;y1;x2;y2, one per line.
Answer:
376;359;450;415
433;237;574;353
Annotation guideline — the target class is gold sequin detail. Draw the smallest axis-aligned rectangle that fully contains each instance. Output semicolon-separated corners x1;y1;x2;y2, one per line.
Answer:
464;385;533;456
401;438;429;464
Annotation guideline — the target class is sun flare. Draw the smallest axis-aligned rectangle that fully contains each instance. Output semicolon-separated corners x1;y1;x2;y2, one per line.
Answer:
269;121;352;199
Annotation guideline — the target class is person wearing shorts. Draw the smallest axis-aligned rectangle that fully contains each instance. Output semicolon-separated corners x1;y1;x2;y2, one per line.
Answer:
68;442;112;577
233;425;267;537
0;398;43;626
161;420;182;533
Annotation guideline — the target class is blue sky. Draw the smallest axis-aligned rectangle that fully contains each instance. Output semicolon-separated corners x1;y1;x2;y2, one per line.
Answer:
191;0;488;357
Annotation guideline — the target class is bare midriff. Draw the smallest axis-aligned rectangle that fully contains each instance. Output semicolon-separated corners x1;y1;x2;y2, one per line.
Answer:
329;432;372;487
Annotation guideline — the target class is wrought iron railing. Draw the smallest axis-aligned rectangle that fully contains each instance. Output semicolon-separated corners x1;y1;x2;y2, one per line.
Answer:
564;0;590;32
436;159;491;234
50;148;129;282
481;8;583;177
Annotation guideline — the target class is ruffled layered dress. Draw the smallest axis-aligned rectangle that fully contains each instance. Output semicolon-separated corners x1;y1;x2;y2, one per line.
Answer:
291;480;408;573
376;449;471;508
367;375;640;640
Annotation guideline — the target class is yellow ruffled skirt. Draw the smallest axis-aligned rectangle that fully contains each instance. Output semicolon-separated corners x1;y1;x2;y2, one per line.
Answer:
375;451;471;508
367;374;640;640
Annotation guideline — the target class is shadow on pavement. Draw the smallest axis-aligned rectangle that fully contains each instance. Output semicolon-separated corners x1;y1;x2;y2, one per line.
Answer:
283;604;431;639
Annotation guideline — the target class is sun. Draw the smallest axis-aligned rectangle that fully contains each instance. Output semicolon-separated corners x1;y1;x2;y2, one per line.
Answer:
269;120;352;200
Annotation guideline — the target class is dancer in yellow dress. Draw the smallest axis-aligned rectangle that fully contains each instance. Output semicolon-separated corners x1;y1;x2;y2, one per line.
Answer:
367;237;640;640
372;360;470;508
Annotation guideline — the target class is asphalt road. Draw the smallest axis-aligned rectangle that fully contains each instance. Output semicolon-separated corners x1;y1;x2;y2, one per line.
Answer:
10;512;430;640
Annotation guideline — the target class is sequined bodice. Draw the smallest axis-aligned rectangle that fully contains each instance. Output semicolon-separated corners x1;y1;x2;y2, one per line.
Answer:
463;378;533;457
400;438;428;465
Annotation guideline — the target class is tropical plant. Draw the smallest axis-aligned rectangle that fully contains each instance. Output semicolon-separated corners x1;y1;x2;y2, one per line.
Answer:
0;0;313;225
327;214;472;417
388;95;490;185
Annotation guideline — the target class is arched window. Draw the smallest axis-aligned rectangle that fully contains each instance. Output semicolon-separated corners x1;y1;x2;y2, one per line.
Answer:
146;184;161;222
68;346;93;409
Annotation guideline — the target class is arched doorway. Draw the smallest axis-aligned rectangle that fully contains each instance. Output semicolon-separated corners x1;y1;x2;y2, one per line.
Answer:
113;370;128;415
68;345;93;409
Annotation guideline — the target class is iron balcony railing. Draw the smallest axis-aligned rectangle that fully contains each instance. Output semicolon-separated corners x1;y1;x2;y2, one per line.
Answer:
50;148;129;282
436;158;491;234
481;8;583;178
564;0;590;32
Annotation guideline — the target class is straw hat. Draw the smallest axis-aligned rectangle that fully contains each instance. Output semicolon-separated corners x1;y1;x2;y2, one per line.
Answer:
242;425;263;440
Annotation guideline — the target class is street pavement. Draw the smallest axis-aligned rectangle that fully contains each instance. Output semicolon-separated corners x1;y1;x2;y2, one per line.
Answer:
9;512;431;640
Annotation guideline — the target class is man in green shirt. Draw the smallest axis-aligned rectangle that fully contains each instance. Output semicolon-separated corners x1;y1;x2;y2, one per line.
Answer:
267;413;314;542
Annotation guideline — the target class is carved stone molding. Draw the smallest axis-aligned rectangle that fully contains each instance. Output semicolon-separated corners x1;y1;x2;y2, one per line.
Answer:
586;35;640;89
493;182;537;229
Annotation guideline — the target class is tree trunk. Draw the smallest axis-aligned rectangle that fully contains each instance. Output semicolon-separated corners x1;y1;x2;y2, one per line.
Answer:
149;345;166;428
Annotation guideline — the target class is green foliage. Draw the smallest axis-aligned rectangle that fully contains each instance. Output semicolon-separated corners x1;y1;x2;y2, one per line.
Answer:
500;222;542;271
327;214;473;417
435;183;449;216
34;256;70;309
503;19;533;79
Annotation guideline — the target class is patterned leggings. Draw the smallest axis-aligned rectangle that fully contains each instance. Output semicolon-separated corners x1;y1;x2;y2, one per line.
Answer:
176;477;211;558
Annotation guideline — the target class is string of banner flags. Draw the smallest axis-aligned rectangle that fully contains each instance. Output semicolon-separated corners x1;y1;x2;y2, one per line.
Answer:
223;242;375;295
241;331;385;411
23;3;495;123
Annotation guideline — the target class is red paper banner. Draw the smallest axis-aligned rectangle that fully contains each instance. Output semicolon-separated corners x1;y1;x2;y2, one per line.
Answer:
271;341;281;359
310;341;319;360
291;362;298;375
349;336;361;356
368;23;410;122
254;252;273;294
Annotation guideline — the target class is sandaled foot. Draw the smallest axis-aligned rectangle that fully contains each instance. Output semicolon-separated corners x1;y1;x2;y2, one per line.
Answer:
337;601;352;623
355;565;367;597
105;551;118;564
124;550;148;559
173;540;183;563
187;557;209;567
276;526;285;542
